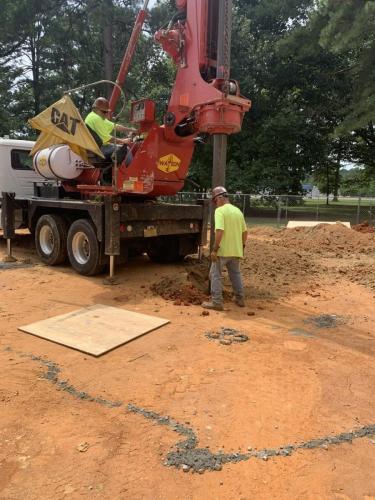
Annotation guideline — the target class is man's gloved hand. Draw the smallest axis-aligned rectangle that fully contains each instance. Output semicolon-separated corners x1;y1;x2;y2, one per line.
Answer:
210;251;218;262
119;138;132;146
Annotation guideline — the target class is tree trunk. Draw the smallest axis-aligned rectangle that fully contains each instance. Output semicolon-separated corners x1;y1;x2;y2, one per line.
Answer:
326;163;330;206
333;160;340;202
29;35;41;115
103;0;113;99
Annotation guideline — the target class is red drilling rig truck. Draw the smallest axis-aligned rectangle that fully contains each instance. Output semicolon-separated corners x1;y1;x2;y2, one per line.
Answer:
1;0;250;276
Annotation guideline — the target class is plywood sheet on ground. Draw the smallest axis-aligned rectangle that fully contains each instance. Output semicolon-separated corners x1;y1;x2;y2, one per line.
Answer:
287;221;351;229
18;304;169;356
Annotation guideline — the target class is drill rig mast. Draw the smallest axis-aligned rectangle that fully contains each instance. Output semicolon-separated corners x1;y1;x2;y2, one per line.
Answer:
73;0;250;197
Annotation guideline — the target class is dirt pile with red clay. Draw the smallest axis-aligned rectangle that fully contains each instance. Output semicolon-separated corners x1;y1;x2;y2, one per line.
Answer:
151;223;375;304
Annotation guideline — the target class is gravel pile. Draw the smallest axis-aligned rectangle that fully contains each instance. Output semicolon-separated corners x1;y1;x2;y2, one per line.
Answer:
205;327;249;345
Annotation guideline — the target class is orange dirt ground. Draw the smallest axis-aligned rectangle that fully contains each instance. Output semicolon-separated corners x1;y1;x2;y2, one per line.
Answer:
0;224;375;500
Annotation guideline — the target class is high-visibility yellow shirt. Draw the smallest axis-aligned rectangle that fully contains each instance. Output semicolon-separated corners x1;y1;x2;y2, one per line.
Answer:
84;111;114;145
215;203;247;258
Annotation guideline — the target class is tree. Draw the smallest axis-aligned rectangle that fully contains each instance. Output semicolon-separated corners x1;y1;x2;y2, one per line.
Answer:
311;0;375;180
318;0;375;133
220;0;354;194
340;167;375;196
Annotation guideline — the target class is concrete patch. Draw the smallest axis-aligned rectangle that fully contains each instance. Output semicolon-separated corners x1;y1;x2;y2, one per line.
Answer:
289;328;315;338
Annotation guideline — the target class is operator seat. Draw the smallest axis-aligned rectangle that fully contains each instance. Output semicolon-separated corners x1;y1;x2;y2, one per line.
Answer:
85;124;112;167
86;124;132;167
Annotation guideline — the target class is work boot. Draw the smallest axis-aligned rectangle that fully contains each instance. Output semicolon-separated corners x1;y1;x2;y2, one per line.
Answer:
201;301;224;311
234;297;245;307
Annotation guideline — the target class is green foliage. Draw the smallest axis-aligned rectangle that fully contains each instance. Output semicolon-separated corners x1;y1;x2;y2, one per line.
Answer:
317;0;375;133
218;0;355;194
340;168;375;196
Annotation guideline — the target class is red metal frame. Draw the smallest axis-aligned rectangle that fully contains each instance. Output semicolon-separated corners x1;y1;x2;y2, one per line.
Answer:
108;1;149;116
72;0;251;197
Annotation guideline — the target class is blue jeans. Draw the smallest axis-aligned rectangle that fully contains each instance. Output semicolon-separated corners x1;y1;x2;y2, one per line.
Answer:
210;257;244;304
101;144;133;166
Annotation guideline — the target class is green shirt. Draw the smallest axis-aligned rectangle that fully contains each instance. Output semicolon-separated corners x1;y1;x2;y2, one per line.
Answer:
85;111;114;145
215;203;247;258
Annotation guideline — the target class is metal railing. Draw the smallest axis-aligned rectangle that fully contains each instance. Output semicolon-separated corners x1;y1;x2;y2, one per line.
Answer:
160;192;375;227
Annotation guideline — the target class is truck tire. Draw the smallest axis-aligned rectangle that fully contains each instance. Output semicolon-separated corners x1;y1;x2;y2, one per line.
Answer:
35;214;68;265
146;236;183;263
67;219;104;276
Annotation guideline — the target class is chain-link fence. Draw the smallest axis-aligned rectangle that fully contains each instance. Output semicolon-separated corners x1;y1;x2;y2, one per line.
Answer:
160;192;375;227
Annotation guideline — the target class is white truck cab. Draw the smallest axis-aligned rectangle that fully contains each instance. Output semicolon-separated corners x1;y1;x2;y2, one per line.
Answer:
0;137;47;229
0;137;43;198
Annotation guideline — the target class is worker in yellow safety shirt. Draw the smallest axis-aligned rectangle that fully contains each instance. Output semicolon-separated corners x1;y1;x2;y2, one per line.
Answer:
202;186;248;311
85;97;136;165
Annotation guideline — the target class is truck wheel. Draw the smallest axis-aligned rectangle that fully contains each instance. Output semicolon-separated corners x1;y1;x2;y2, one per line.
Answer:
35;214;68;265
67;219;104;276
146;236;182;263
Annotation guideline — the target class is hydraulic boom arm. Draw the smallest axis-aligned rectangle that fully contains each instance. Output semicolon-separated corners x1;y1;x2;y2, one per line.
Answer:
75;0;251;197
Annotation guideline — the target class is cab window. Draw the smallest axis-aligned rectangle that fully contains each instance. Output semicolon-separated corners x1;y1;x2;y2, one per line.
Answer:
11;149;33;170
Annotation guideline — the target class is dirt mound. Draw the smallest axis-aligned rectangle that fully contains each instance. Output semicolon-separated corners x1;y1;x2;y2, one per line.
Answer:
248;226;279;237
242;239;318;298
151;223;375;304
352;221;375;234
269;223;375;256
150;274;207;305
152;240;319;304
341;262;375;290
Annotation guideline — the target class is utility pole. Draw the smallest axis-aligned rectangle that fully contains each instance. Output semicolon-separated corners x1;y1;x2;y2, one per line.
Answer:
211;0;233;248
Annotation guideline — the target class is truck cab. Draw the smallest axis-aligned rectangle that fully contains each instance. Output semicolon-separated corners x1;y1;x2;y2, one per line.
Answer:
0;138;44;197
0;138;46;229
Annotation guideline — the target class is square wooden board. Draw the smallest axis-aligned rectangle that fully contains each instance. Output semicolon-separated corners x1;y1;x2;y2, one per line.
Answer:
18;304;170;356
287;221;351;228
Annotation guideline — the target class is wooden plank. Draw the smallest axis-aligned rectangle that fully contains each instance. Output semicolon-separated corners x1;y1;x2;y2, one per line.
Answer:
287;221;351;229
18;304;169;357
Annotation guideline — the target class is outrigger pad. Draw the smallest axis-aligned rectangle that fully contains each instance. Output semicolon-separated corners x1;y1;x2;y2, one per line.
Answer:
19;304;170;356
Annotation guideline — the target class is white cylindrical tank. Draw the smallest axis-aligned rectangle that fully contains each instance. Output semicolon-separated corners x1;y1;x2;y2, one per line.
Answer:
33;144;84;180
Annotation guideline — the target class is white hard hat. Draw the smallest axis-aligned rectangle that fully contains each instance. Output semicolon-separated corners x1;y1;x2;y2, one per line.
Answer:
211;186;228;200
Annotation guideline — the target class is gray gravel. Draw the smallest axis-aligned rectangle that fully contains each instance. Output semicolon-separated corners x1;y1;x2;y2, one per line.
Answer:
128;402;375;473
6;348;122;408
0;262;35;270
205;327;249;345
5;347;375;474
304;314;345;329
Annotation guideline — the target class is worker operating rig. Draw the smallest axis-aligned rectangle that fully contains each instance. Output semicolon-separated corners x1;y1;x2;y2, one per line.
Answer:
31;0;251;198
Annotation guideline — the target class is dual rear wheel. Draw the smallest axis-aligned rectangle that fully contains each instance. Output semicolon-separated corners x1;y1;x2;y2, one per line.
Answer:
35;216;103;275
35;215;191;275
